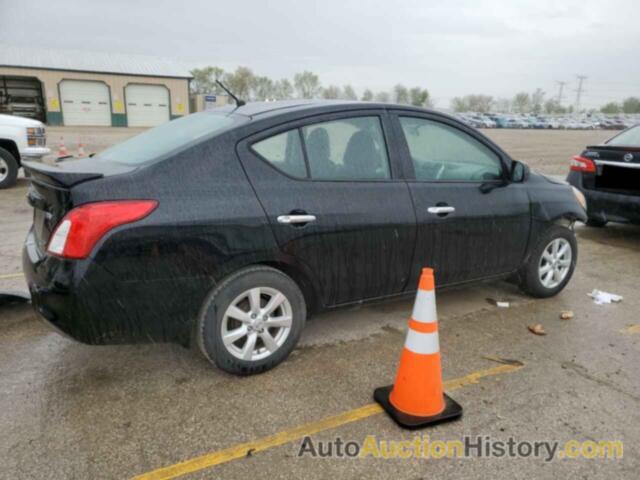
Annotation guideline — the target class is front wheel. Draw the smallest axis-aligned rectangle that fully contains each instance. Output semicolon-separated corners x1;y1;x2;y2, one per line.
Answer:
197;266;306;375
0;147;19;189
519;226;577;298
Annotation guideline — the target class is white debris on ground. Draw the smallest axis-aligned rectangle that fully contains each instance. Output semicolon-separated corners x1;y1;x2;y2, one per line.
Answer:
588;289;623;305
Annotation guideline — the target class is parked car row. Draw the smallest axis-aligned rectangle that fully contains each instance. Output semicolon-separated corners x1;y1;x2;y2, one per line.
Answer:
455;112;640;130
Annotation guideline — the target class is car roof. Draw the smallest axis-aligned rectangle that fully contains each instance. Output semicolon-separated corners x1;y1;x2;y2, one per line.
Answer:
213;99;445;120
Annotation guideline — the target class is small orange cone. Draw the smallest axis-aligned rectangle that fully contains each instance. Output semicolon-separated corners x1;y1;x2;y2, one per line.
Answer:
57;137;69;157
77;140;86;158
374;268;462;429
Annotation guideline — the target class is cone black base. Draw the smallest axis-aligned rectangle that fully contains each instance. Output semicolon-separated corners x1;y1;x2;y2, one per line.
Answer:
374;385;463;430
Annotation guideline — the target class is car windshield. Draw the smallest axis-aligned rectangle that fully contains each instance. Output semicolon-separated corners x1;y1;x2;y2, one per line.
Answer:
607;125;640;146
95;111;247;165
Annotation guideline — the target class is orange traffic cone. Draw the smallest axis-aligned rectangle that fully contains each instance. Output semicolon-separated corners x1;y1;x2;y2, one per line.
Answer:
77;141;86;158
57;137;69;157
374;268;462;429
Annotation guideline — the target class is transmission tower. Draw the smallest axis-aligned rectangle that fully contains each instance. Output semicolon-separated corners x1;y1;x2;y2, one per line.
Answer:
574;75;587;112
556;81;567;104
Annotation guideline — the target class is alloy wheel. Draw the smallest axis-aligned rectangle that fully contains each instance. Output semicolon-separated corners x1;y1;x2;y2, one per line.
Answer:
538;238;572;289
221;286;293;361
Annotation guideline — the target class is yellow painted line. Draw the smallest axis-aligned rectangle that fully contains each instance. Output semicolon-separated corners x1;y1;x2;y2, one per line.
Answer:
131;363;523;480
0;273;23;280
622;324;640;335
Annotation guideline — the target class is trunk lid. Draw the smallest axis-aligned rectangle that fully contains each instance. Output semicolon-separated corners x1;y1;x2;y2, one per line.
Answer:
23;159;136;252
582;145;640;196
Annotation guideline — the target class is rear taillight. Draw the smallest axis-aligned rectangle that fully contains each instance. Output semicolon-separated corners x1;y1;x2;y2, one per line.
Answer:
47;200;158;259
570;155;596;173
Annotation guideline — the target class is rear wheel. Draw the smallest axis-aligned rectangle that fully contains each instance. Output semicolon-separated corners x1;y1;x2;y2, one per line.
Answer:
519;225;577;298
0;147;19;189
197;266;306;375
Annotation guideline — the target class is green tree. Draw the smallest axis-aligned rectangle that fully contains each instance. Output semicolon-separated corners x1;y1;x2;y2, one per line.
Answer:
190;66;224;94
622;97;640;114
512;92;531;114
293;71;321;99
409;87;430;107
342;85;357;100
361;89;374;101
600;102;622;114
394;84;410;104
544;99;566;114
222;67;254;99
321;85;342;99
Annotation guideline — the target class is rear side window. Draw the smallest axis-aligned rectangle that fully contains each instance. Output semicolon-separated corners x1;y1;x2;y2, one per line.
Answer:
252;130;307;178
399;117;502;182
302;117;390;180
607;125;640;146
95;112;246;166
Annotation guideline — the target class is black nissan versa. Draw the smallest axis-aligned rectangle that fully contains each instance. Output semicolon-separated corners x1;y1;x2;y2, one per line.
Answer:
22;100;586;374
567;124;640;227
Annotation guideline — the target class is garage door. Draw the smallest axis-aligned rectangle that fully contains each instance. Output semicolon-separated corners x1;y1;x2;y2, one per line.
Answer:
59;80;111;126
125;85;170;127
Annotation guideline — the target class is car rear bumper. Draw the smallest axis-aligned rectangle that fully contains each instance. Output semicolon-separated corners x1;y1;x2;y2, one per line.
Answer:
22;228;197;345
567;171;640;224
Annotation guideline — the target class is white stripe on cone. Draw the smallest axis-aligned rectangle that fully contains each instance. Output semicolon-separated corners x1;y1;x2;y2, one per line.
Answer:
411;289;437;324
404;330;440;355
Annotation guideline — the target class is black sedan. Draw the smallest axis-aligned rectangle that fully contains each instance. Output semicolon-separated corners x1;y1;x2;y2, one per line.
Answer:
567;124;640;227
23;101;586;374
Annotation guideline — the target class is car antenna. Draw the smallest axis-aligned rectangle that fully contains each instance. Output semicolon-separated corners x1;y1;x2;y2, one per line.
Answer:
216;80;246;107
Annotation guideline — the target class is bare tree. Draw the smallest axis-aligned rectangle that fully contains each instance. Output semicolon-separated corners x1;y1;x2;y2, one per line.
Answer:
251;76;275;101
294;71;321;99
512;92;531;114
273;79;294;100
451;97;468;112
531;88;545;115
223;67;254;99
342;85;357;100
374;91;390;103
361;89;374;101
321;85;342;99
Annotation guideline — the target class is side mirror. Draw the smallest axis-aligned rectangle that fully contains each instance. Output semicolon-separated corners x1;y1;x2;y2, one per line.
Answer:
510;160;529;183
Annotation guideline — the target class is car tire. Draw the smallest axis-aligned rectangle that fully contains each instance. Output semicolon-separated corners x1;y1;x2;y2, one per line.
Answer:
0;147;19;189
518;225;577;298
585;218;607;228
197;266;306;375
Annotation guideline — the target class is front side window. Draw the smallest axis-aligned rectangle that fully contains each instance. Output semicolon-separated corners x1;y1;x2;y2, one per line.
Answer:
252;129;307;178
302;116;390;180
399;117;502;182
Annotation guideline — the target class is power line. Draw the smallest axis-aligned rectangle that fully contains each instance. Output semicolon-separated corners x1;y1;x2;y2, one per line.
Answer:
574;75;587;112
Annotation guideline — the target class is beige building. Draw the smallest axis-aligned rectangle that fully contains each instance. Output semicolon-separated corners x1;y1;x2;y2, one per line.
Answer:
0;45;191;127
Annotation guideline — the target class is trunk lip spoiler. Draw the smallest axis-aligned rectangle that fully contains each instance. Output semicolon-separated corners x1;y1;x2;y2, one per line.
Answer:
22;160;104;188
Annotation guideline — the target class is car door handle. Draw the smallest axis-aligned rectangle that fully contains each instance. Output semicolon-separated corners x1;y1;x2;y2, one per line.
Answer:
427;206;455;215
277;214;317;224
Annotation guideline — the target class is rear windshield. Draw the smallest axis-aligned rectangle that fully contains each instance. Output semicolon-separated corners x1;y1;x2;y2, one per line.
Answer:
607;125;640;146
95;112;247;165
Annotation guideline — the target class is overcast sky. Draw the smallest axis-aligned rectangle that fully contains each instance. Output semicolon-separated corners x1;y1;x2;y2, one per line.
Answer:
1;0;639;108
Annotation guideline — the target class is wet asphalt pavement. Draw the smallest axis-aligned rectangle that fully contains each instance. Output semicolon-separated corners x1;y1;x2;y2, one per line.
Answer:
2;176;640;479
